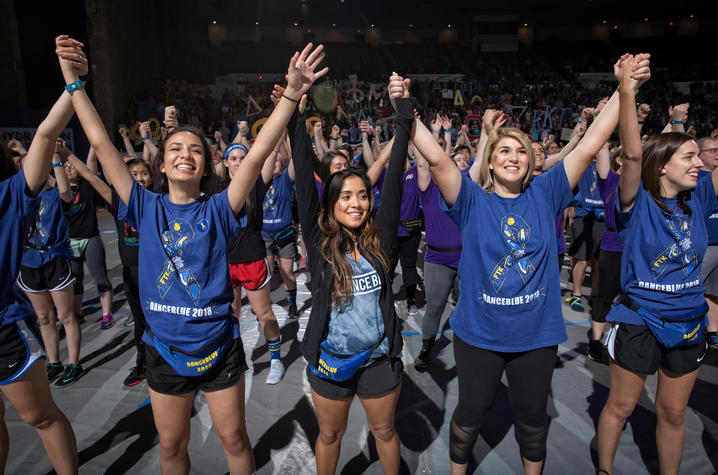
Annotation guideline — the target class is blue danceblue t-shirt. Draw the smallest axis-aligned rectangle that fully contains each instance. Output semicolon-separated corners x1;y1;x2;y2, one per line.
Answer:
441;162;574;352
119;182;241;352
326;254;389;364
607;179;717;324
262;170;294;236
21;187;72;269
0;171;40;326
574;162;605;219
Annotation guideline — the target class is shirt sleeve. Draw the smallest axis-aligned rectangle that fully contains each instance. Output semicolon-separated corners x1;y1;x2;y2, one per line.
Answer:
440;173;480;231
7;169;39;217
118;180;145;230
210;189;241;238
615;181;645;232
531;161;574;214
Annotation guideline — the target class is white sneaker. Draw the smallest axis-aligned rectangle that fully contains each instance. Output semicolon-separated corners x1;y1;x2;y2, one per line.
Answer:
266;359;285;385
408;304;418;316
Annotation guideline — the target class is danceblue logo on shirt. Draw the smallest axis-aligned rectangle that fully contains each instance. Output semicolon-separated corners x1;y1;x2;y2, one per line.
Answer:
157;219;201;303
651;215;697;279
491;214;536;292
196;218;209;233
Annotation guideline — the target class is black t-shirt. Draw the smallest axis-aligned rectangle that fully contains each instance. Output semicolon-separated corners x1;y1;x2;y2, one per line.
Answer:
228;178;268;264
109;189;139;267
68;180;99;239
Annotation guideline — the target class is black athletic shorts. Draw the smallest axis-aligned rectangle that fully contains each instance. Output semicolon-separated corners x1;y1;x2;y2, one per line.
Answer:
146;338;248;395
307;357;403;399
569;215;605;261
606;322;709;375
0;318;46;385
17;256;75;293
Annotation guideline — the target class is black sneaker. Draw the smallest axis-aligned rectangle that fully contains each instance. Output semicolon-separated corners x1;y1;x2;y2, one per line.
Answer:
587;339;603;361
46;362;64;383
55;363;83;387
288;303;299;319
123;367;145;387
415;348;432;372
124;314;135;326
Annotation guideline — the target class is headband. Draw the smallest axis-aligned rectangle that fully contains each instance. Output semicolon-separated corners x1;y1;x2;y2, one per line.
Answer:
223;144;248;159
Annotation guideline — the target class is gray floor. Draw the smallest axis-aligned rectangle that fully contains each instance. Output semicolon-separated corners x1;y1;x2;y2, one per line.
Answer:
4;212;718;474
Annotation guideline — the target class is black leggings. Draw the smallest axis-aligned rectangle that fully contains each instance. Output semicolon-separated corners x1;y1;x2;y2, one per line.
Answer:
123;265;146;369
390;232;421;301
590;250;622;324
450;335;557;464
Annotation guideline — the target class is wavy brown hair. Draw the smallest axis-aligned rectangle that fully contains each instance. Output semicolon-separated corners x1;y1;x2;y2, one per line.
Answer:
318;168;389;309
641;132;695;216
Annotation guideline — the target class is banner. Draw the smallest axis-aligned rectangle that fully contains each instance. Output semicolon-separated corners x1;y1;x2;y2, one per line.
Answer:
0;127;75;152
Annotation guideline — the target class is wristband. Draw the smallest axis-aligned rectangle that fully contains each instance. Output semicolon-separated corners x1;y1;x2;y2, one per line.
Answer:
637;120;644;124
51;162;63;169
576;119;583;124
282;93;299;103
142;136;149;140
671;120;683;125
64;81;84;94
443;128;451;133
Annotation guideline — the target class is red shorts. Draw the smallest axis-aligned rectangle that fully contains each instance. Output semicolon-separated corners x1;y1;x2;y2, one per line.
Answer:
229;258;271;291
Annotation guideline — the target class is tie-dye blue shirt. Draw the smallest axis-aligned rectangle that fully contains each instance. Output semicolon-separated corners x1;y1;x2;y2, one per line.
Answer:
325;254;389;364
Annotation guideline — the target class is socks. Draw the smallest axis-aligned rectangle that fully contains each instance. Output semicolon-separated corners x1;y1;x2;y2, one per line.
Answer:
267;337;281;360
285;288;297;307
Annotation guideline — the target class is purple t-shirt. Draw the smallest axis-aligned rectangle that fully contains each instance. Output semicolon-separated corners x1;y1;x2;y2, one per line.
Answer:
597;171;622;252
420;179;461;267
398;165;420;237
314;177;324;201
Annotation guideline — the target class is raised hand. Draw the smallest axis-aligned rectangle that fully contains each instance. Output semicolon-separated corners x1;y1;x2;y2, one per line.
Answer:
637;103;651;121
581;107;595;122
55;35;88;79
483;109;498;131
239;121;250;136
440;114;451;130
7;138;26;154
331;124;340;136
119;127;127;137
669;103;689;122
313;121;324;137
630;53;651;87
575;122;587;137
164;106;178;129
286;43;328;96
430;114;442;135
359;120;373;135
595;97;609;114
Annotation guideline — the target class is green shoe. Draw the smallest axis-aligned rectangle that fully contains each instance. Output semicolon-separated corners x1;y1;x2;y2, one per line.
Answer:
46;362;64;383
55;363;83;387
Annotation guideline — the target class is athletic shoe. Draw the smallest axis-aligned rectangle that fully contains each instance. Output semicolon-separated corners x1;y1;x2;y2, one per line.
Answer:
100;314;114;330
407;304;418;317
124;314;135;327
55;363;83;387
565;295;584;312
266;359;285;385
415;348;432;372
288;304;299;319
587;339;603;362
123;367;145;387
46;362;64;383
708;332;718;351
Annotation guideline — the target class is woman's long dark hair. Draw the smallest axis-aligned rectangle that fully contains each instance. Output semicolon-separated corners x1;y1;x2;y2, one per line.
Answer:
0;141;16;181
318;151;349;184
318;168;389;309
641;132;695;216
152;126;216;195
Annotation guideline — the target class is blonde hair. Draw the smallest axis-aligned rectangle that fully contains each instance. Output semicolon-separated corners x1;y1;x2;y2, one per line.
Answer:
478;127;535;193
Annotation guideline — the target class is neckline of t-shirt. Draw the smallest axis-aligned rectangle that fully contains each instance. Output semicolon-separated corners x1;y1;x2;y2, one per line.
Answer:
160;192;209;210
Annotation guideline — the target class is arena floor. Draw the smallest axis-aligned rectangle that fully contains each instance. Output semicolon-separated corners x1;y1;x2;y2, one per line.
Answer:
5;212;718;474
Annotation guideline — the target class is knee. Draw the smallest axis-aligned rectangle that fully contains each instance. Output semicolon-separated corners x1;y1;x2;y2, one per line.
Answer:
216;427;251;455
318;426;345;446
19;407;58;431
606;396;638;421
515;421;547;462
56;310;77;326
656;403;686;428
36;311;54;325
158;431;190;458
254;305;275;324
369;422;396;443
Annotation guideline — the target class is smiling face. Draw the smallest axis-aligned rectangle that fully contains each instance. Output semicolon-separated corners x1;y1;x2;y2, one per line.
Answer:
531;142;545;174
129;163;152;189
489;137;530;195
660;139;703;196
223;147;247;179
160;131;206;188
332;175;371;230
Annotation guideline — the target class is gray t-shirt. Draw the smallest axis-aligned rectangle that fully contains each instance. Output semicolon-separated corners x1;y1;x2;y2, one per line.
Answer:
326;254;389;364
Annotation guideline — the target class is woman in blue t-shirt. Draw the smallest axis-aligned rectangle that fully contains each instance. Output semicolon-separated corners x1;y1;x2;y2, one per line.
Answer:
0;54;78;472
407;54;651;474
596;56;714;475
56;35;327;474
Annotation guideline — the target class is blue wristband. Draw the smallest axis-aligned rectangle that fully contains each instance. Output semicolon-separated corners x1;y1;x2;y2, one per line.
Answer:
51;162;62;168
671;120;683;125
64;81;84;94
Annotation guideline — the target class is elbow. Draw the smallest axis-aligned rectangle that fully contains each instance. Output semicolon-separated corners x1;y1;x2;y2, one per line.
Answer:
60;191;73;203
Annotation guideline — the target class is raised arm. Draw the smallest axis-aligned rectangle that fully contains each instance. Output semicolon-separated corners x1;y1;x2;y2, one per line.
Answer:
595;142;611;179
359;120;375;166
543;121;586;171
413;144;431;192
140;121;159;165
564;53;650;189
52;140;72;203
313;121;326;157
119;127;137;159
367;136;394;186
616;54;651;212
56;35;134;204
61;146;113;205
227;43;327;215
441;115;452;155
469;108;507;183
